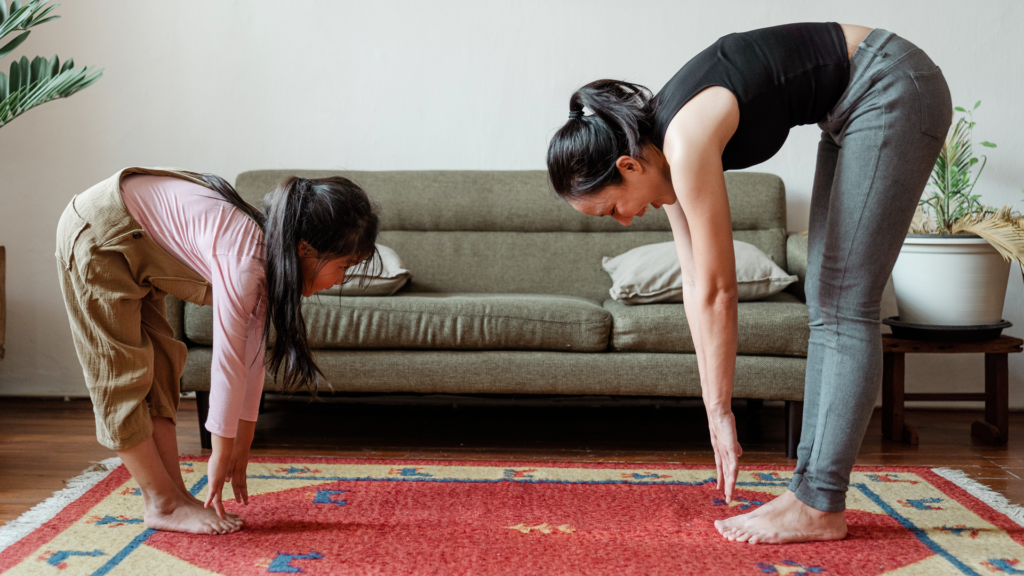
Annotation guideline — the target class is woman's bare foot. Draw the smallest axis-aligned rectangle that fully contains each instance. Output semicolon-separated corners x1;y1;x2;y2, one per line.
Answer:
144;496;242;535
714;490;847;544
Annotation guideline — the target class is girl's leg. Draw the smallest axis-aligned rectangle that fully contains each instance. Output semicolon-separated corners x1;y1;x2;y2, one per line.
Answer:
118;433;240;535
150;417;242;521
151;416;192;497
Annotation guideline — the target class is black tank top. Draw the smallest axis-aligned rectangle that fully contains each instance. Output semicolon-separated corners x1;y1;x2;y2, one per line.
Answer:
651;22;850;170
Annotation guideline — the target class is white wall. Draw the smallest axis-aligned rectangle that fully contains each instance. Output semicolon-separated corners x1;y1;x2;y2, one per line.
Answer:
0;0;1021;405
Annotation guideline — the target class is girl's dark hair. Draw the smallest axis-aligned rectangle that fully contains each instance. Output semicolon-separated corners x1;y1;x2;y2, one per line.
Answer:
199;172;381;394
546;79;655;200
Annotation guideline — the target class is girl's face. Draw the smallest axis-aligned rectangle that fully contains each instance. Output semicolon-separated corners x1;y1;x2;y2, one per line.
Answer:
567;149;677;226
298;242;362;297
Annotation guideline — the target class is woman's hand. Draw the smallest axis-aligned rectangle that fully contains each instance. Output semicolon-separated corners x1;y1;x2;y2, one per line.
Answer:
707;409;742;502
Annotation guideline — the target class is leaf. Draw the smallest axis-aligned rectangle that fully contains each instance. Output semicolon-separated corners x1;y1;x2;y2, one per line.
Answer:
0;71;6;101
48;53;56;75
0;1;7;24
955;106;966;113
29;54;44;83
27;3;58;26
974;100;981;110
58;56;71;72
10;1;19;13
0;59;103;128
970;158;979;166
981;142;997;148
0;29;27;58
9;57;19;90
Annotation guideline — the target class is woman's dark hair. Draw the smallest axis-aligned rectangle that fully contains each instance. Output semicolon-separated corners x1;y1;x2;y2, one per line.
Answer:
546;79;655;200
198;172;381;394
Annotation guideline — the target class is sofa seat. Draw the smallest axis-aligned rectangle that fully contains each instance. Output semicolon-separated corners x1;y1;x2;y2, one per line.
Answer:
184;293;612;352
603;292;809;356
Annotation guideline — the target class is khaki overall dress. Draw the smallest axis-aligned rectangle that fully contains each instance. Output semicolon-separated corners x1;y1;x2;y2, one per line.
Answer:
56;168;221;450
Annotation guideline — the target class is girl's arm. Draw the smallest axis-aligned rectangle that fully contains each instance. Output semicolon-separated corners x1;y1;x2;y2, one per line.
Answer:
662;86;742;501
204;256;264;518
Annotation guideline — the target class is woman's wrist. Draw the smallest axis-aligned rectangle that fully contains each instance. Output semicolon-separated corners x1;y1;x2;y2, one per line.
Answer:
703;400;733;418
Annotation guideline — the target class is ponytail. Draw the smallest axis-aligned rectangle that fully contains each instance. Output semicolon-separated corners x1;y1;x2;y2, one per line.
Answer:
546;79;654;199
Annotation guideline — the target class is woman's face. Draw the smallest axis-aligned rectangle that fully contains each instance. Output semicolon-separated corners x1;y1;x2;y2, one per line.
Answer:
298;243;362;297
567;153;677;226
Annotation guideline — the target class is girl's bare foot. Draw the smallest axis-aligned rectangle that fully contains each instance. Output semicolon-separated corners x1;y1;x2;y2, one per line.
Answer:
714;490;847;544
182;491;243;524
144;496;242;535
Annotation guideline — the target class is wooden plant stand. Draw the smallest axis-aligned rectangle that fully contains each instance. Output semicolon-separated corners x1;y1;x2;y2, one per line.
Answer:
881;334;1023;446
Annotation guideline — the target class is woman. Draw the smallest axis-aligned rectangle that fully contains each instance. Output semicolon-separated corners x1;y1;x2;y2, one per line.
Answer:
56;168;380;534
547;24;951;544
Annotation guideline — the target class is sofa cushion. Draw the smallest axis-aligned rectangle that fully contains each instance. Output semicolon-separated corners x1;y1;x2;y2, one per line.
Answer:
184;293;611;352
603;292;809;356
182;348;807;401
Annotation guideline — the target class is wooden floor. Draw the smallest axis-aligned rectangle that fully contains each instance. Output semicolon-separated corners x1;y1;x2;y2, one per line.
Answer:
3;396;1024;524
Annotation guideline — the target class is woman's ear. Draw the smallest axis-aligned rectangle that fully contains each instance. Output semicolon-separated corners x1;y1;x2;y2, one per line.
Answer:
615;155;643;176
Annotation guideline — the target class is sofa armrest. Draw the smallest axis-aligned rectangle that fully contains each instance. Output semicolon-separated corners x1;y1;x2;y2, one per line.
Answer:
165;295;187;343
785;233;808;303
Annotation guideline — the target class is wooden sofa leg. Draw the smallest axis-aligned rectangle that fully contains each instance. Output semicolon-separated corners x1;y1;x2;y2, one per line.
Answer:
785;401;803;460
195;391;212;450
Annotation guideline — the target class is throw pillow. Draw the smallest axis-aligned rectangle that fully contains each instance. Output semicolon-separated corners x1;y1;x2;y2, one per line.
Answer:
318;244;411;296
602;240;797;304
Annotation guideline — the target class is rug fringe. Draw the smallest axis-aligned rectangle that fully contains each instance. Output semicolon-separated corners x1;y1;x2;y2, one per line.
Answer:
932;467;1024;527
0;457;122;553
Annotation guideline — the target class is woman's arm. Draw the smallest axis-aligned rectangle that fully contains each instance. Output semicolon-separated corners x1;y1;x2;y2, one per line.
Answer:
662;86;742;500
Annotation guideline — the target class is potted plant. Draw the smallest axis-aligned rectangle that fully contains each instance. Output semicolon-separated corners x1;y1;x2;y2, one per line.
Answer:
0;0;102;128
891;101;1024;329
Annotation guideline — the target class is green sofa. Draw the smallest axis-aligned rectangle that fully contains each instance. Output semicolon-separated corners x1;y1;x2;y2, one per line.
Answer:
169;170;810;455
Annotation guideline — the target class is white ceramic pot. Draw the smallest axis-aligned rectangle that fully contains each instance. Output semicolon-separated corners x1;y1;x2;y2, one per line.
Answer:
891;235;1011;326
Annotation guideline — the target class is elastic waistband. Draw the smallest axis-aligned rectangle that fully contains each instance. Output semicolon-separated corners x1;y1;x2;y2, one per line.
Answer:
852;28;922;65
72;167;211;242
72;173;140;242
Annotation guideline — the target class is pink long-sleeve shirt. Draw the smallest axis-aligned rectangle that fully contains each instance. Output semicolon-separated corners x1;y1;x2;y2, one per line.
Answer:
121;174;265;438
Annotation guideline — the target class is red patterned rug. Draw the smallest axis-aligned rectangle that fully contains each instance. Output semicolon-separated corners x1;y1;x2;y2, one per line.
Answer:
2;457;1024;575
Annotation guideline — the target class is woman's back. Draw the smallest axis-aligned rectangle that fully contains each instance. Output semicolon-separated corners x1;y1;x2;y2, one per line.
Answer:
651;22;850;170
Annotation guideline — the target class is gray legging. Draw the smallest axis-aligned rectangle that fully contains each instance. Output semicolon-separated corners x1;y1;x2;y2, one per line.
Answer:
788;29;952;513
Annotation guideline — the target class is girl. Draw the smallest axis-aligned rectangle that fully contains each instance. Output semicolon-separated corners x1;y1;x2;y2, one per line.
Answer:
547;24;951;544
56;168;380;534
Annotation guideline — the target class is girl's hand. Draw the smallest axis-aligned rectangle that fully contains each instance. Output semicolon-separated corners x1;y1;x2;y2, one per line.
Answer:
206;434;236;520
707;410;742;502
229;447;250;505
229;419;256;505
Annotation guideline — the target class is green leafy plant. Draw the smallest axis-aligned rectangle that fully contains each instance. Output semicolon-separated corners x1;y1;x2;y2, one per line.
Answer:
0;0;102;129
910;101;1024;281
913;101;998;234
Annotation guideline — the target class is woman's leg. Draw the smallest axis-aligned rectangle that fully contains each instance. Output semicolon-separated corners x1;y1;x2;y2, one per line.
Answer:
792;131;841;493
716;132;848;541
717;34;951;544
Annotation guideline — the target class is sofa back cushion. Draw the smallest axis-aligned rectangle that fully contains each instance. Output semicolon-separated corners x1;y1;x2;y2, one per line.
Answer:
235;170;787;302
